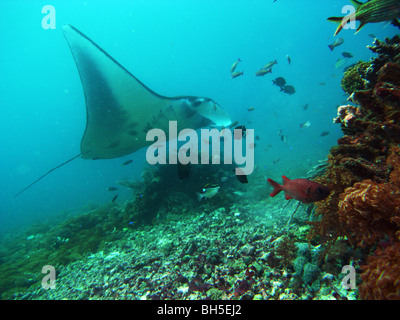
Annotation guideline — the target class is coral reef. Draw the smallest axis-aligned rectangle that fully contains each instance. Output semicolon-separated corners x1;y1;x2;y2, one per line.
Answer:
307;35;400;299
359;241;400;300
338;180;400;247
341;36;400;96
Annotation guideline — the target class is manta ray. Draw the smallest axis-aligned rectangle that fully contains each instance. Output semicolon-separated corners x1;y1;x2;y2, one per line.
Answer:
15;24;231;196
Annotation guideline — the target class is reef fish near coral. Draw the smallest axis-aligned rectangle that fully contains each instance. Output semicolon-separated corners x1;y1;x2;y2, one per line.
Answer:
267;176;330;203
328;0;400;36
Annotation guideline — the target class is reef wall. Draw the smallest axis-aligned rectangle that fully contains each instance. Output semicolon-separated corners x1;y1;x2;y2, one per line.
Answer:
308;36;400;299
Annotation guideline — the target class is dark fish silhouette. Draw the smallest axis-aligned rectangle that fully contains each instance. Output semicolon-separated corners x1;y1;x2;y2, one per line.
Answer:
272;77;286;88
122;160;133;166
342;52;353;58
282;85;296;95
320;131;330;136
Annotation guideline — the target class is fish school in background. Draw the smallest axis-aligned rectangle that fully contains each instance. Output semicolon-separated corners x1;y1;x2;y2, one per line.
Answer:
145;121;254;176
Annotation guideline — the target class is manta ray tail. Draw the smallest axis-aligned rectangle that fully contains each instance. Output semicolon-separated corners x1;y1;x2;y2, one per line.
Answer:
14;153;81;197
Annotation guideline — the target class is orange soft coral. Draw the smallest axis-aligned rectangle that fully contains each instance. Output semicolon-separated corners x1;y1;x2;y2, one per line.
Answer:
359;241;400;300
338;180;400;247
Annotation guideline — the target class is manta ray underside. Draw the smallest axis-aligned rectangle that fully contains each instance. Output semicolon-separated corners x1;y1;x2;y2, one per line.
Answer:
15;24;231;196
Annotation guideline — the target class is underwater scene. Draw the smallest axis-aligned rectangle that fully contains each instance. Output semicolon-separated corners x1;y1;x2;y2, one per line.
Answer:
1;0;400;301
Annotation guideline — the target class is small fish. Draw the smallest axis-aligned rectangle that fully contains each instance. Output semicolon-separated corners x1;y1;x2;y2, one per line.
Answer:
272;158;281;165
286;54;291;65
282;85;296;95
320;131;330;136
342;52;353;58
231;71;244;79
122;159;133;166
278;129;287;144
318;82;326;86
368;33;376;39
300;121;311;128
327;0;400;36
272;77;286;88
247;106;255;112
111;194;118;202
107;186;118;191
263;59;277;70
197;184;220;201
255;68;272;76
335;57;348;69
267;175;330;203
230;58;241;73
328;37;344;51
302;103;309;110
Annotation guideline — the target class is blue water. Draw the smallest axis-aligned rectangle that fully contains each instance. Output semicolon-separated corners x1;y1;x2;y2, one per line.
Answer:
0;0;398;232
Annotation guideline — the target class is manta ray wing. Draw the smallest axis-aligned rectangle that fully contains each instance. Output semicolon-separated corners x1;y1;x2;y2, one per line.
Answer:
62;24;231;160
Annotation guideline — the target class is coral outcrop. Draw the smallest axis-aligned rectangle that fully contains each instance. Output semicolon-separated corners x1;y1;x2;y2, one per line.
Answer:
359;241;400;300
307;35;400;299
338;180;400;247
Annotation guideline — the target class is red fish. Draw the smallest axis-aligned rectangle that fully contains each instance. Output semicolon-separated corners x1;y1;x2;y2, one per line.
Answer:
267;176;330;203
